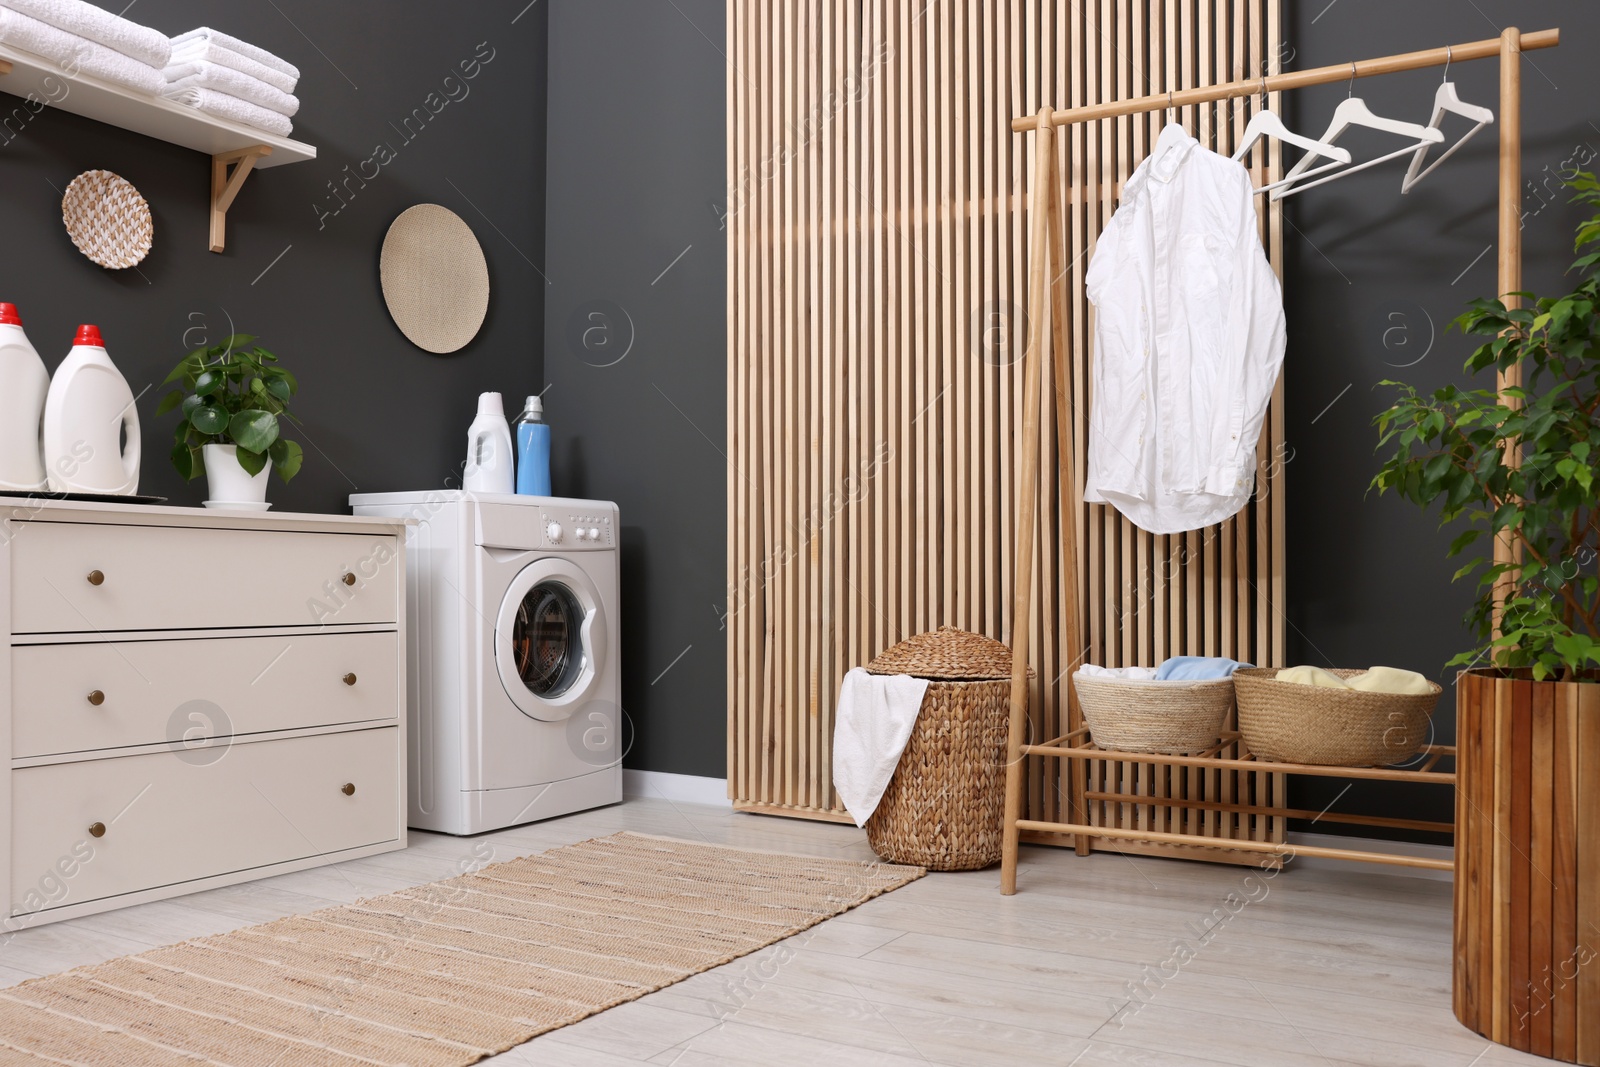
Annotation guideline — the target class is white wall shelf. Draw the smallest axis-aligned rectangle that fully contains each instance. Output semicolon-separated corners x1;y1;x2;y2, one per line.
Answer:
0;43;316;252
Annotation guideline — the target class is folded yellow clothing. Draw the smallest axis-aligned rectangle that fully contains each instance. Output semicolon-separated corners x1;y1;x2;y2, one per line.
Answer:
1275;665;1348;688
1345;666;1433;695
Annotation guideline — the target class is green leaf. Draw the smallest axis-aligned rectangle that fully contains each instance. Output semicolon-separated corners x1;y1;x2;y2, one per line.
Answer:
268;438;303;483
192;369;225;397
188;404;228;436
170;440;202;481
234;446;269;476
227;410;279;453
266;378;291;402
154;389;184;416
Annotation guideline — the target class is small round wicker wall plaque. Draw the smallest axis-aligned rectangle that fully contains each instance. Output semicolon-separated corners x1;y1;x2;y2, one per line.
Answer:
379;204;490;354
61;170;153;270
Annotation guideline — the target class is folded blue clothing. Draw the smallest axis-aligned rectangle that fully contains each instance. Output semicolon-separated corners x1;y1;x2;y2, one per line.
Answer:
1154;655;1253;680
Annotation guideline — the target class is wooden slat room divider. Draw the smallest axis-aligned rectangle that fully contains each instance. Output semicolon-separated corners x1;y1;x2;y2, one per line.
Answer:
727;0;1289;862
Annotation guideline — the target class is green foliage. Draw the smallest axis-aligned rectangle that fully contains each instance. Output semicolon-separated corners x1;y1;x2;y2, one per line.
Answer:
157;334;304;485
1372;172;1600;681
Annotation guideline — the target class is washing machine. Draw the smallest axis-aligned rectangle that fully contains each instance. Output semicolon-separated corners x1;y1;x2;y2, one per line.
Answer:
349;490;622;834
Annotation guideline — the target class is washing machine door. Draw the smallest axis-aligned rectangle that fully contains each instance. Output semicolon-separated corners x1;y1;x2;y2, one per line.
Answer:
494;557;607;722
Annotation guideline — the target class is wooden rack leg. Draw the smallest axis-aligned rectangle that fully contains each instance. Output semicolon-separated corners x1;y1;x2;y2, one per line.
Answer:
210;145;272;253
1043;128;1088;857
1001;108;1056;895
0;61;13;76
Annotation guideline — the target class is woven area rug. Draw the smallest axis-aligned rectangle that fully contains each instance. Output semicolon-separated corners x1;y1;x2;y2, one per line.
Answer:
0;832;923;1066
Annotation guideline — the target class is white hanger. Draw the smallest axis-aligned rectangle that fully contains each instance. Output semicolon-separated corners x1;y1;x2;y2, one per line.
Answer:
1270;62;1445;200
1401;48;1495;193
1231;78;1352;196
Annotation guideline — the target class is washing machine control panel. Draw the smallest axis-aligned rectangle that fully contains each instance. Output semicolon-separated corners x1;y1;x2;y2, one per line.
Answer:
541;509;614;548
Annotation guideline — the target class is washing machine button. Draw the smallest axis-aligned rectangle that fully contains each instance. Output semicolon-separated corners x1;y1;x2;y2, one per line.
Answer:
588;527;601;541
575;527;589;542
546;521;564;543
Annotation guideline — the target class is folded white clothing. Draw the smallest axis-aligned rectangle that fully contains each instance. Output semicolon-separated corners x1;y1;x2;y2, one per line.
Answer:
1075;664;1160;681
832;667;930;828
1275;665;1349;689
165;61;298;117
0;0;169;68
168;37;295;94
169;27;298;81
161;86;292;137
1345;666;1435;695
0;8;162;94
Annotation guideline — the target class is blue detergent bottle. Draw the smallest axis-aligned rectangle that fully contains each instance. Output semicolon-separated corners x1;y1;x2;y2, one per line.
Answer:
514;395;552;496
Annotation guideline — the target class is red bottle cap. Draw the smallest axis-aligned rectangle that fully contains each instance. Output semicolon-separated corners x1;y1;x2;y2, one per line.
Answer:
0;303;20;326
73;324;104;347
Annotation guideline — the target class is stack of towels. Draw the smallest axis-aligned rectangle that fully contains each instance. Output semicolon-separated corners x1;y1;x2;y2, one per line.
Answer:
0;3;300;138
0;0;170;95
162;28;300;138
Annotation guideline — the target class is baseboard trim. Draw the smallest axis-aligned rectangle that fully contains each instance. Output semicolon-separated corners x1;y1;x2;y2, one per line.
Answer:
1286;831;1454;881
622;770;731;807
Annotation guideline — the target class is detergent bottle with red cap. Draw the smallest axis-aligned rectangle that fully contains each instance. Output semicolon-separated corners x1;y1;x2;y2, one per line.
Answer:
41;324;141;495
0;303;50;492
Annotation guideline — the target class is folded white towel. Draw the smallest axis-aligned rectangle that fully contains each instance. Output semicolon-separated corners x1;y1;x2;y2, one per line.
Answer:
169;27;298;81
0;0;168;67
168;37;295;94
0;7;162;94
832;667;931;828
1075;664;1160;681
162;86;292;137
165;61;298;117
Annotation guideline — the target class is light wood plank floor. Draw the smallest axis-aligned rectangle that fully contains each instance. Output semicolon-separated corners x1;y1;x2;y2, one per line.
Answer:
0;797;1551;1066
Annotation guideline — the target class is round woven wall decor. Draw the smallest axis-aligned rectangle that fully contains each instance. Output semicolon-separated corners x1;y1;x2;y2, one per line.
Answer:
379;204;490;354
61;170;153;270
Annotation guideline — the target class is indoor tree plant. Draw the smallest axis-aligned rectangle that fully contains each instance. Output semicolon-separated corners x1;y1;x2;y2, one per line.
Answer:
157;334;304;506
1372;173;1600;1062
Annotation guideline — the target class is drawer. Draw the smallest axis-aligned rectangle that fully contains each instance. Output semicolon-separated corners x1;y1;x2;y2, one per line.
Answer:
13;631;399;759
11;727;399;915
10;523;399;634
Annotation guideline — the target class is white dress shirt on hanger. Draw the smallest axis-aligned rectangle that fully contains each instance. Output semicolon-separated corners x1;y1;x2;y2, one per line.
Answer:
1083;123;1287;535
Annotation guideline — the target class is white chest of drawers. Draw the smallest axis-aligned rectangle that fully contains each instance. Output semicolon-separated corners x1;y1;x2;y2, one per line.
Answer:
0;499;409;927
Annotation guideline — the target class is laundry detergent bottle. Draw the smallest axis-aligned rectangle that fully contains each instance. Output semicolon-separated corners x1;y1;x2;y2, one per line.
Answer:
514;395;551;496
0;303;50;491
42;325;141;495
463;391;514;494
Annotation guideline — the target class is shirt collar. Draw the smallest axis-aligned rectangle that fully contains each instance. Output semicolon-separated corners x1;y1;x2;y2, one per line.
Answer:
1148;122;1198;183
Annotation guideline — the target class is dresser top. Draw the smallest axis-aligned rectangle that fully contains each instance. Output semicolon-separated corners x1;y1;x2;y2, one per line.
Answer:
0;497;411;536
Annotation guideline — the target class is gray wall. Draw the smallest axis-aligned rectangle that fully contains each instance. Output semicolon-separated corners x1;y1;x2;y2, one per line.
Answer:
0;0;547;511
1282;0;1598;838
545;2;1597;840
543;1;726;778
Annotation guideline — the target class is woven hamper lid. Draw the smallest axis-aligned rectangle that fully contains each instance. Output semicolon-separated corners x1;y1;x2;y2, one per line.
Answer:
866;626;1015;680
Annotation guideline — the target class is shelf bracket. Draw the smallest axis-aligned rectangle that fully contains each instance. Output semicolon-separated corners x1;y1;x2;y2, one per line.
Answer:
0;60;13;75
210;145;272;253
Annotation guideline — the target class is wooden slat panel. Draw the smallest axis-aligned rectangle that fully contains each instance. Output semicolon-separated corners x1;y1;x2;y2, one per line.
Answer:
728;0;1287;855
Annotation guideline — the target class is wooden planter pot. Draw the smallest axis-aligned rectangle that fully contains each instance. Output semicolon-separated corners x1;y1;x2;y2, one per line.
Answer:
1455;668;1600;1063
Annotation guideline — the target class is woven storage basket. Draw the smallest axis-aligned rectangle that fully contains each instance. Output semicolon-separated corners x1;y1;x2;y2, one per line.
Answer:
1232;667;1442;767
1072;673;1235;754
863;626;1013;871
61;170;153;270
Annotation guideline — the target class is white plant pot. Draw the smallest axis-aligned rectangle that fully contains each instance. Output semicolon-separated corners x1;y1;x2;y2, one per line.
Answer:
202;444;270;505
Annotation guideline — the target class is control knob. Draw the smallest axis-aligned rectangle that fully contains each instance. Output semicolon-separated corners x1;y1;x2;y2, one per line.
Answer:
546;521;563;543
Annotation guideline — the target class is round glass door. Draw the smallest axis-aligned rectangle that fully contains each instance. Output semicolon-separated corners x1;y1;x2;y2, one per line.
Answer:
511;581;586;698
494;557;607;722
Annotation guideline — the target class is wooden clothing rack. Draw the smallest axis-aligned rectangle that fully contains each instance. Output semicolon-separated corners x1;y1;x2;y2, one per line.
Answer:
1000;27;1561;894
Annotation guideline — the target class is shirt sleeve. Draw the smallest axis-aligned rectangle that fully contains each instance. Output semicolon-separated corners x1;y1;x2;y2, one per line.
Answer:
1204;167;1286;499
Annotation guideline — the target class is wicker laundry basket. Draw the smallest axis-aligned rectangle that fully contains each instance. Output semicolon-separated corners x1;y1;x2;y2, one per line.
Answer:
1232;667;1442;766
1072;673;1236;754
863;627;1014;871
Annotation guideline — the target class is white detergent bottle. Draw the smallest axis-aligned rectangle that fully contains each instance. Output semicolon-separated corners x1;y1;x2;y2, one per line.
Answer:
0;303;50;491
42;324;141;495
462;391;514;494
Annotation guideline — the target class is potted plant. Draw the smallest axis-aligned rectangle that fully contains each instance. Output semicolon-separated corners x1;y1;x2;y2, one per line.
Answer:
157;334;303;508
1372;172;1600;1061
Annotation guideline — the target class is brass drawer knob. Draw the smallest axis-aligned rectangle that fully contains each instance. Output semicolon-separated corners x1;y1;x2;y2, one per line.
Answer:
88;822;105;838
343;673;357;686
87;690;105;706
86;570;105;586
342;572;357;586
341;783;356;796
